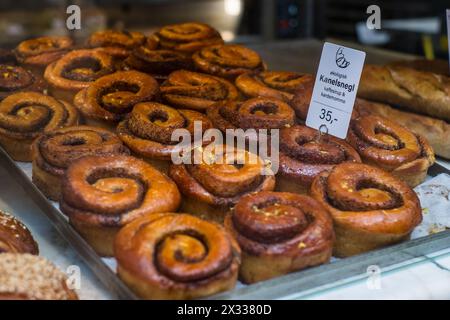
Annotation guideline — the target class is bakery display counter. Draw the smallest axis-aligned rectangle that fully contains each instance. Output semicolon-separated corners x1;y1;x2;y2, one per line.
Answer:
0;31;449;299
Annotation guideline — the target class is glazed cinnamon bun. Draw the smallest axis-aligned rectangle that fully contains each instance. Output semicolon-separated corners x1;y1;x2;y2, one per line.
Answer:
207;97;296;134
117;102;212;173
169;144;275;223
44;49;115;101
60;154;181;256
0;65;47;101
193;44;266;80
0;211;38;255
87;29;146;60
277;125;361;194
15;36;73;74
310;162;422;257
160;70;239;112
124;45;194;83
0;253;78;300
0;92;79;161
115;213;240;300
236;71;314;103
347;114;435;187
74;70;159;129
224;191;333;283
32;126;129;201
152;22;223;53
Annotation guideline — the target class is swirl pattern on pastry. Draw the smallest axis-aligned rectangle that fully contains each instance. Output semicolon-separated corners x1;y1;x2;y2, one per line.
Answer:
193;44;265;80
277;125;361;191
236;71;314;102
169;145;275;208
15;36;73;67
44;49;115;92
347;114;434;186
74;70;159;122
153;22;224;53
124;46;193;81
207;97;295;132
117;102;212;160
87;30;145;60
115;213;240;300
0;65;47;101
0;211;38;255
160;70;239;111
224;191;333;283
60;154;181;227
310;162;422;257
32;125;129;200
0;92;79;161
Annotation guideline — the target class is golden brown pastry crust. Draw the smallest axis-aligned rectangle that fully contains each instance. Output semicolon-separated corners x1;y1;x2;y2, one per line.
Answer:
152;22;224;53
0;211;38;255
277;125;361;194
74;70;159;124
236;71;314;102
32;125;129;200
207;96;295;132
115;213;240;300
356;99;450;159
310;162;422;257
160;70;239;112
60;154;181;256
358;64;450;122
347;114;434;187
15;36;73;69
224;191;333;283
193;44;266;80
169;145;275;223
117;102;212;173
0;92;79;162
87;30;145;60
0;65;47;101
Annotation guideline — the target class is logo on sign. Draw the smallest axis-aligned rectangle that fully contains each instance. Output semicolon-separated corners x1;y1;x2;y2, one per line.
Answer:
335;47;350;69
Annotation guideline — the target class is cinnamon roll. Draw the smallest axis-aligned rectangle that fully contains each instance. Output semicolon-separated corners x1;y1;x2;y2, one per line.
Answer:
236;71;314;103
32;126;130;201
124;46;193;83
60;154;181;256
115;213;240;300
0;65;47;101
277;125;361;194
0;92;79;162
224;191;333;283
169;144;275;223
193;44;266;80
0;253;78;300
347;115;435;187
117;102;212;173
0;211;38;255
15;36;73;74
152;22;223;53
87;29;146;60
74;70;159;129
160;70;239;112
310;162;422;257
207;97;296;135
44;49;115;101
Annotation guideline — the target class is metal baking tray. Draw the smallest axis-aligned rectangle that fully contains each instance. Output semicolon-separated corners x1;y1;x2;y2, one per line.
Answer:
1;145;450;300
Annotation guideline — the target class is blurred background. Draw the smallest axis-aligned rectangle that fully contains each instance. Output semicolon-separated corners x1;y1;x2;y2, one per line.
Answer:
0;0;448;59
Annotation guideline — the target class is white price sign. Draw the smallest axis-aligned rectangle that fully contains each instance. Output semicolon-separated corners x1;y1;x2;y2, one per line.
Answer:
306;42;366;139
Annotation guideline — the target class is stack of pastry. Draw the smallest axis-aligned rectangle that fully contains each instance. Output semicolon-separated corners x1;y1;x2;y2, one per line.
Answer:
0;21;439;300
